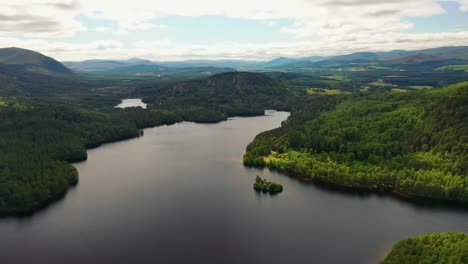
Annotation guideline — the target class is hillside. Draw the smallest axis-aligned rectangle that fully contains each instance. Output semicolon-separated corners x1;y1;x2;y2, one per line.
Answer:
0;70;294;215
389;53;441;64
0;47;71;75
137;71;291;122
244;82;468;203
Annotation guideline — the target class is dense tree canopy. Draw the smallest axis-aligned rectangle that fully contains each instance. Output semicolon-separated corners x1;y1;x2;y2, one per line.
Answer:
0;72;292;215
381;232;468;264
138;72;292;123
244;82;468;202
0;102;181;215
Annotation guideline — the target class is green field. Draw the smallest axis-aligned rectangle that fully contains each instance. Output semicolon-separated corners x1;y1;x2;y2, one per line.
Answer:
436;64;468;72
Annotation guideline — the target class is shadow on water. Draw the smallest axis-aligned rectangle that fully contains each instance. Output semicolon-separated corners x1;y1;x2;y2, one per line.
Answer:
0;183;79;221
249;166;468;213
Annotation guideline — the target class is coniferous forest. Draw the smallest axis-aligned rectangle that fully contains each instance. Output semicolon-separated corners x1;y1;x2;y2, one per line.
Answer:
381;232;467;264
244;82;468;202
0;46;466;263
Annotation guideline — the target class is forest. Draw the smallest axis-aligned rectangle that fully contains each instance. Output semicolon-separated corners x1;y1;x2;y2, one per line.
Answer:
1;48;467;217
381;232;467;264
0;71;292;215
0;101;184;215
1;73;467;215
244;82;468;202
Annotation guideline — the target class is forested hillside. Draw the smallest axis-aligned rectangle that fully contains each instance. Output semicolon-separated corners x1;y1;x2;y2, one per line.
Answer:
0;47;71;75
244;82;468;202
137;72;292;122
0;70;293;215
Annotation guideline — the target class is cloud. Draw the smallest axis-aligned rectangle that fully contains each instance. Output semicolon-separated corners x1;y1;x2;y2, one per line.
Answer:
3;29;468;61
46;0;81;10
0;0;467;60
320;0;410;7
0;0;84;37
450;0;468;11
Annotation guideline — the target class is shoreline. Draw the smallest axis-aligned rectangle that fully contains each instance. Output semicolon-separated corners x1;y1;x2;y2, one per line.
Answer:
1;110;286;218
251;163;468;210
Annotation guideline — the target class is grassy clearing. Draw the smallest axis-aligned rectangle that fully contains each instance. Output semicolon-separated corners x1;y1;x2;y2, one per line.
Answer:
408;85;433;90
307;88;351;95
435;64;468;72
321;75;346;81
391;88;410;93
382;75;407;78
370;79;397;87
349;67;367;72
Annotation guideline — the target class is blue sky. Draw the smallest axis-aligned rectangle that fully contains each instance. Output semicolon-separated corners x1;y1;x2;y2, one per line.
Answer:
73;16;295;44
1;0;468;60
405;1;468;33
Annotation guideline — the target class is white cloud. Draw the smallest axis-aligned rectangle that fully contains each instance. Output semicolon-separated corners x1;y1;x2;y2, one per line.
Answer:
0;0;467;60
450;0;468;11
3;30;468;61
0;0;85;37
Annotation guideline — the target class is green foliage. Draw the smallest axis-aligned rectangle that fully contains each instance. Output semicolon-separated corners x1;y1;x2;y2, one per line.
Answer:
138;72;292;123
253;175;283;193
381;232;468;264
0;70;294;215
0;102;183;215
244;82;468;202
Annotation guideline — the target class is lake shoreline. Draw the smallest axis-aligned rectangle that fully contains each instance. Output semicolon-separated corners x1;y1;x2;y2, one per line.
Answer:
0;110;282;217
1;110;466;264
249;164;468;211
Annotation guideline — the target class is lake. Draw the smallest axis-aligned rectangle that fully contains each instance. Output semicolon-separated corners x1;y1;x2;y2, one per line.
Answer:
116;98;147;109
0;111;466;264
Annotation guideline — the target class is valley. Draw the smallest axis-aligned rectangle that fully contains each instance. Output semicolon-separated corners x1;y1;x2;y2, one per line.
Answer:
0;46;466;263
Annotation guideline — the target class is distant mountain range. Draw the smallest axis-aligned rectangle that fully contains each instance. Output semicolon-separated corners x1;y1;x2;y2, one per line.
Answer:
1;46;468;77
62;46;468;72
63;58;163;72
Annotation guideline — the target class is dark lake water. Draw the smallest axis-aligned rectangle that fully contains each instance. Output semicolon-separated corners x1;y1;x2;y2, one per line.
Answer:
0;111;467;264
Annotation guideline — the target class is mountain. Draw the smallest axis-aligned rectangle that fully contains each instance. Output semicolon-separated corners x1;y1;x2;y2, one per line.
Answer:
63;58;161;72
410;46;468;60
125;58;155;64
328;52;380;62
261;57;302;67
155;59;261;69
261;56;327;68
64;58;264;72
302;56;327;62
102;64;167;73
275;46;468;69
0;47;71;75
325;46;468;64
389;53;441;64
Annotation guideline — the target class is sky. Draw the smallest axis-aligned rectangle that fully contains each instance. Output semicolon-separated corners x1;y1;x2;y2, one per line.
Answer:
1;0;468;61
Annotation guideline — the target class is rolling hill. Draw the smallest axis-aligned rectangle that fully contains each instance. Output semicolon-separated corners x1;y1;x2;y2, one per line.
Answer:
0;47;71;75
137;71;291;122
63;58;159;72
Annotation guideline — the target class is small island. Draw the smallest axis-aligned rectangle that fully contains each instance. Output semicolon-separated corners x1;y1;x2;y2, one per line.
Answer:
253;176;283;193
